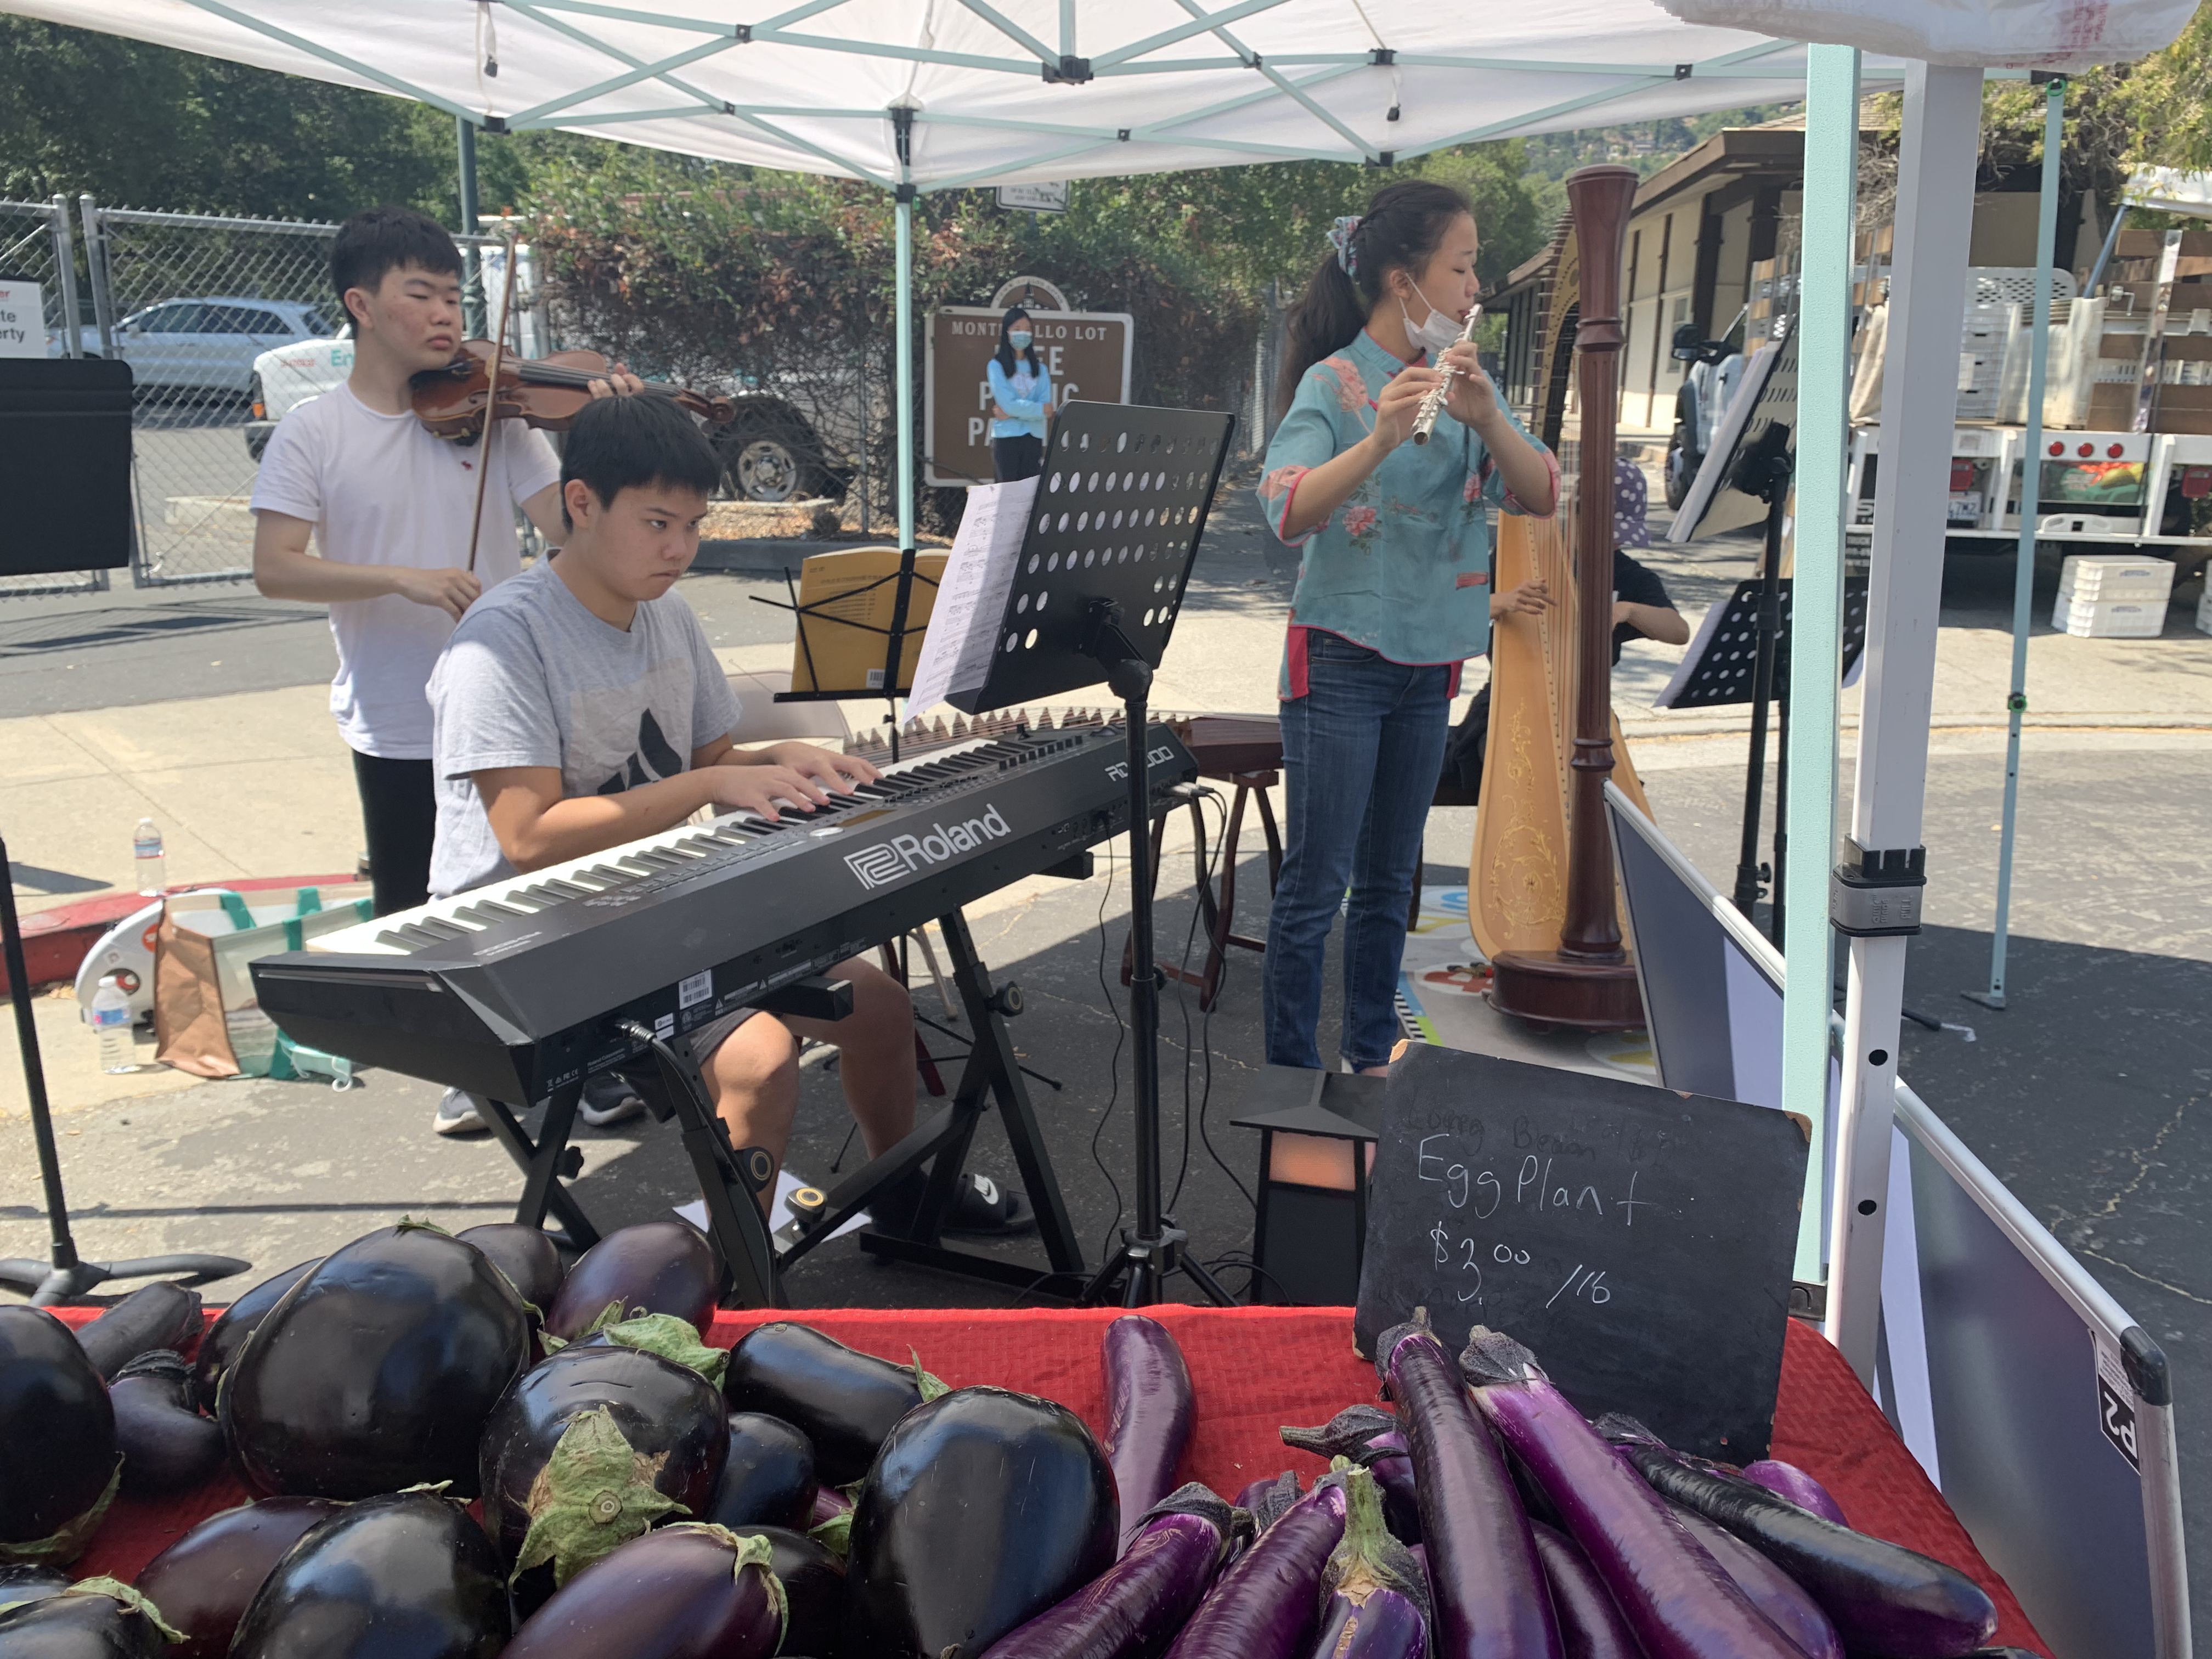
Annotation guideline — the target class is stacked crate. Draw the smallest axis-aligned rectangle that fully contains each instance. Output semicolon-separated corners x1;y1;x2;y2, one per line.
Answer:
2052;555;2175;637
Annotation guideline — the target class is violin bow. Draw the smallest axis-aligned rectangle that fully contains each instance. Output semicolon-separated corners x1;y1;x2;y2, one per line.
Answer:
465;232;521;575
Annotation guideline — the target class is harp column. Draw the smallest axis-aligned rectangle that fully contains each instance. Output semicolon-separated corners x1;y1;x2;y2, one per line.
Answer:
1489;165;1645;1031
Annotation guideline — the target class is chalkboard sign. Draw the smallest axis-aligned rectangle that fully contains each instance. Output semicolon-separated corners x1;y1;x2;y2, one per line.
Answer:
1353;1045;1808;1460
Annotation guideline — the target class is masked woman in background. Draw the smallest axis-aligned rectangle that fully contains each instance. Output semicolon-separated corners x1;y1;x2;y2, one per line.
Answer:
1257;179;1558;1075
986;306;1052;482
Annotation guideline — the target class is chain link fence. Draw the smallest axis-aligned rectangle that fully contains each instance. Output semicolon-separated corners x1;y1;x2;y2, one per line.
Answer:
81;202;347;586
0;204;529;599
1;198;100;596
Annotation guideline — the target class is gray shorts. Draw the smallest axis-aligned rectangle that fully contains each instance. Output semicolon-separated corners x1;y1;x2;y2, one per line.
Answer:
687;1005;762;1060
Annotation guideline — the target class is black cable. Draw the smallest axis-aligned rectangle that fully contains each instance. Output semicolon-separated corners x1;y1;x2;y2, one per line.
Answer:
1166;788;1229;1215
1202;1251;1290;1304
1090;833;1126;1263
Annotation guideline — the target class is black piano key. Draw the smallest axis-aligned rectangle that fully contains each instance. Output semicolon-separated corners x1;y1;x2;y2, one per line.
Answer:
415;916;473;939
541;879;594;899
390;922;449;950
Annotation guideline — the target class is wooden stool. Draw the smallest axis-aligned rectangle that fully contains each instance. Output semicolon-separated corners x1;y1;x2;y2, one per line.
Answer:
1122;715;1284;1012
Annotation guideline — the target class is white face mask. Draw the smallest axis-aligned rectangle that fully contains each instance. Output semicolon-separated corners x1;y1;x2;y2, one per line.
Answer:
1399;278;1469;357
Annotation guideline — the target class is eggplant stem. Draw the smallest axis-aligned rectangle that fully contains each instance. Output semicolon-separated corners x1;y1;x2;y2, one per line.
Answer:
58;1577;185;1644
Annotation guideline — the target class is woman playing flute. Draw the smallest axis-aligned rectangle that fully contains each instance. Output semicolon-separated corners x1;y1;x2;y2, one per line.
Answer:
1256;178;1558;1075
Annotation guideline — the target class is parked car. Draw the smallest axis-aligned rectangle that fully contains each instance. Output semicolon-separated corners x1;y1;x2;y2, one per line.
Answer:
247;328;850;502
70;297;330;400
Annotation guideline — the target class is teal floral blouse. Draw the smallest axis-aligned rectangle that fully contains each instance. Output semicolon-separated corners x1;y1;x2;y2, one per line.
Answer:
1258;328;1556;698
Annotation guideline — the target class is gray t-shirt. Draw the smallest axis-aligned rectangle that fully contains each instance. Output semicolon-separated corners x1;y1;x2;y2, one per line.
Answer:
427;559;741;899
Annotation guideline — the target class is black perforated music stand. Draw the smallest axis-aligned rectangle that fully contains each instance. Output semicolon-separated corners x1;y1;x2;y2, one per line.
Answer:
956;399;1237;1307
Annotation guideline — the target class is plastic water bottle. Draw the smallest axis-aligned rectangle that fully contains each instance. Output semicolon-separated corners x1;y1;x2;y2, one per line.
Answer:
91;975;135;1074
133;818;166;895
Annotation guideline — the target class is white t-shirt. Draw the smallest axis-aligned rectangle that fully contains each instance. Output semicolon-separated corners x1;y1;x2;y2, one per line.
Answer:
249;385;560;760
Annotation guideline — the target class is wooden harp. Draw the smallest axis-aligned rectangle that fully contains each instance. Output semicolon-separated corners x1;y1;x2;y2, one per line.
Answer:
1472;165;1649;1030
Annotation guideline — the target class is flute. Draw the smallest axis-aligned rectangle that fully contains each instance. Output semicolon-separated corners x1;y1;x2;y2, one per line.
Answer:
1410;303;1483;445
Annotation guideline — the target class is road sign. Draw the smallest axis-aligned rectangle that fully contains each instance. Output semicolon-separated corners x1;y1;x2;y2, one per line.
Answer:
997;182;1069;213
0;282;47;358
925;306;1133;488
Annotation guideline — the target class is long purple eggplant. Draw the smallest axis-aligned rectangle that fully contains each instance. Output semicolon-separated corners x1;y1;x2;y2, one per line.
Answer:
1103;1317;1195;1553
1376;1321;1559;1659
1458;1328;1799;1659
981;1485;1236;1659
1741;1460;1848;1527
1239;1472;1302;1533
1598;1416;1996;1658
1671;1504;1841;1659
1528;1523;1639;1659
1312;1464;1431;1659
1280;1406;1420;1544
1163;1476;1346;1659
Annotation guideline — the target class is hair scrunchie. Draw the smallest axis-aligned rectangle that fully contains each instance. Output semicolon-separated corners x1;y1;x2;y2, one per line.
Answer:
1327;215;1363;277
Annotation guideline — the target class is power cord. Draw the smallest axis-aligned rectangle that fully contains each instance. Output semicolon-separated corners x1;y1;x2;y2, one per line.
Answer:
1165;787;1229;1214
1089;832;1127;1263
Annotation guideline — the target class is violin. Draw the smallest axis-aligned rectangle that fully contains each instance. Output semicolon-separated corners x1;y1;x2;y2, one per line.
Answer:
410;340;736;444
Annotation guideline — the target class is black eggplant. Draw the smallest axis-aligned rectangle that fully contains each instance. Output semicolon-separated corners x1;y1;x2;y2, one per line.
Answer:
501;1524;784;1659
109;1352;224;1496
0;1578;179;1657
702;1413;817;1532
72;1284;202;1382
845;1386;1117;1659
570;1312;728;1385
458;1223;567;1312
228;1491;508;1659
221;1223;528;1499
542;1222;717;1340
0;1565;68;1609
191;1260;317;1415
131;1497;341;1659
727;1525;844;1658
0;1305;119;1565
724;1323;944;1486
479;1344;730;1609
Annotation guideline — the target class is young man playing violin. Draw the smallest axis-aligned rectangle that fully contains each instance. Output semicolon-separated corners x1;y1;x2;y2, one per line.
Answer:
250;205;646;1136
426;394;1034;1234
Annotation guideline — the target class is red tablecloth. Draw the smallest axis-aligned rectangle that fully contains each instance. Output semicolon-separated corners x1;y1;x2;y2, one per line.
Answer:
57;1305;2046;1654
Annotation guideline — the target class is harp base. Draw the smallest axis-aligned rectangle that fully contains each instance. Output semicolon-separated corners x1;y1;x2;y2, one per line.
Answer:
1486;949;1644;1031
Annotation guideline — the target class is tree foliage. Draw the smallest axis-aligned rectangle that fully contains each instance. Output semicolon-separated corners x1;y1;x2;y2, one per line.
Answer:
0;16;456;218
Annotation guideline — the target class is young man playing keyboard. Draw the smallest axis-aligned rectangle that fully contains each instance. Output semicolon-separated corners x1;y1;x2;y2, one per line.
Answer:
424;394;1031;1234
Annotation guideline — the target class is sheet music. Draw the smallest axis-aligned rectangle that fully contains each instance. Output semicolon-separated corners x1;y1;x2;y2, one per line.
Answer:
906;476;1037;713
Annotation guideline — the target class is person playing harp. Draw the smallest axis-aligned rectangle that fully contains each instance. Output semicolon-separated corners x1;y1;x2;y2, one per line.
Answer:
1256;180;1558;1077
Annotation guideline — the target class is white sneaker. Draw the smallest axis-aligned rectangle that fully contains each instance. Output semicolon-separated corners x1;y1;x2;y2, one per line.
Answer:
432;1089;488;1137
578;1073;647;1130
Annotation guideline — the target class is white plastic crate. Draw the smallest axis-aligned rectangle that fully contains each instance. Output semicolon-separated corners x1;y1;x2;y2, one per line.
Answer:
2196;586;2212;637
2052;595;2168;637
2057;555;2176;603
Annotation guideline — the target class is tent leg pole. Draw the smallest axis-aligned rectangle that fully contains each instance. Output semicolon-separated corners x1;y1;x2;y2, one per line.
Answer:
456;117;482;338
1827;61;1982;1387
1785;42;1859;1289
895;189;916;554
1969;77;2064;1013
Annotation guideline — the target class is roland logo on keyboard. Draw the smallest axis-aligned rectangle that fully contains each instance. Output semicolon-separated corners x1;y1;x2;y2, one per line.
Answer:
844;804;1012;890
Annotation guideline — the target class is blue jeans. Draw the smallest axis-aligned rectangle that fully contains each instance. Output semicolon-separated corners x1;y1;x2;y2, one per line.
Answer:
1263;634;1451;1071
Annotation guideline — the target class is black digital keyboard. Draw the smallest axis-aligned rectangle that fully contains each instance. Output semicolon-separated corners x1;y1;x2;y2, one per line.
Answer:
251;720;1197;1104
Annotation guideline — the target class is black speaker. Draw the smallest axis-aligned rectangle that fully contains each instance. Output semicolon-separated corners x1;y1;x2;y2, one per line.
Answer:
0;358;134;577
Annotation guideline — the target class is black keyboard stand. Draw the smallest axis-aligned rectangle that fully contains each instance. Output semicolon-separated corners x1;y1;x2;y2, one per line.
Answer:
468;905;1089;1307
